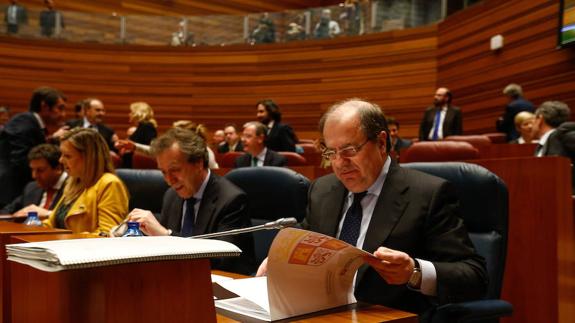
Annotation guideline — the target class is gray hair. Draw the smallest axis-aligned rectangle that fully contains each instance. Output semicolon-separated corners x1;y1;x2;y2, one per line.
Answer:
535;101;571;128
243;121;268;138
319;98;391;148
151;127;208;168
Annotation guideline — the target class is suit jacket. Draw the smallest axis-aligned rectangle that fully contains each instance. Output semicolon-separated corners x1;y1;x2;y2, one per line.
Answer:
218;141;244;153
160;173;255;275
0;179;64;214
44;173;129;235
0;112;46;207
419;106;463;141
66;119;116;151
497;97;535;141
233;149;287;168
541;122;575;194
303;161;487;315
266;122;297;152
4;5;28;25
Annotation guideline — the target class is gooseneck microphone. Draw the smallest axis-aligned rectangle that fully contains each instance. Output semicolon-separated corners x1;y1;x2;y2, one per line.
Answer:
189;217;298;239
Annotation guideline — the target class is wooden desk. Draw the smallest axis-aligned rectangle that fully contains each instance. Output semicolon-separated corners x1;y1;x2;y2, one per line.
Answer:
211;271;418;323
10;233;217;323
0;223;70;323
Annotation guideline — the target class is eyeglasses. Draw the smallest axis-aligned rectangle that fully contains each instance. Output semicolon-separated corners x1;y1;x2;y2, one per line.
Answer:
321;139;370;161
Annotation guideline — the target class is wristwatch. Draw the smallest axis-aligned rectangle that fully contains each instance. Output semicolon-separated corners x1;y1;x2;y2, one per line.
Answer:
407;258;422;290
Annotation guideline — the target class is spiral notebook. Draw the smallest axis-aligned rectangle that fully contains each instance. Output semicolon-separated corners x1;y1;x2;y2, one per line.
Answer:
6;236;241;272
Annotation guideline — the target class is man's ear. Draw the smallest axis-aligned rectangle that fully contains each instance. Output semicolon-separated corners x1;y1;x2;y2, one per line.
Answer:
378;131;388;150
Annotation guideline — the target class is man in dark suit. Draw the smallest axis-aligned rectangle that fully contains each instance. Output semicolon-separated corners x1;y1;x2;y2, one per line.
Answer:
218;124;243;153
419;87;462;141
127;128;255;275
256;99;298;152
234;121;287;168
39;0;64;37
4;0;28;34
387;117;412;158
0;86;66;207
65;98;117;151
497;83;535;141
1;144;66;216
259;99;487;317
532;101;575;192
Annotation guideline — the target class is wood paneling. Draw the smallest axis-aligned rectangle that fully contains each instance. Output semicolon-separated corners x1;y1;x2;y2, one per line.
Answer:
437;0;575;135
0;26;437;140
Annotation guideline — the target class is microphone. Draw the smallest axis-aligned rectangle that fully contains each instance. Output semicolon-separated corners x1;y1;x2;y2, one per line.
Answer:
189;217;298;240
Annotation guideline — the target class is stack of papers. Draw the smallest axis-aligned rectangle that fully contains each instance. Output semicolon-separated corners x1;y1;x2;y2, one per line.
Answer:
7;236;241;272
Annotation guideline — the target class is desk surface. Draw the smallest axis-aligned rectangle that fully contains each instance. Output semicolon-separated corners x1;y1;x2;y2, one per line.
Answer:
7;234;417;323
211;271;418;323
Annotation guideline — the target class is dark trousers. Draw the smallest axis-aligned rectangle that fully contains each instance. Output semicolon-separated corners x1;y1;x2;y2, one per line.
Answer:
6;24;18;34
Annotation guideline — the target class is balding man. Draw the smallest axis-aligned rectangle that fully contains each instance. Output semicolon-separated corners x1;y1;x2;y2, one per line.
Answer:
259;99;486;317
66;98;117;151
419;87;462;141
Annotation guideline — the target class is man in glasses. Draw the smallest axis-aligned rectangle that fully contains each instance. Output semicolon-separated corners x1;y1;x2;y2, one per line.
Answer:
258;99;486;318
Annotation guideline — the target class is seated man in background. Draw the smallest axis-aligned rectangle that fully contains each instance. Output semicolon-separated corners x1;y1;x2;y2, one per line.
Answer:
66;98;117;151
386;117;412;158
218;124;243;153
258;99;487;318
127;128;254;275
234;121;287;168
0;143;66;217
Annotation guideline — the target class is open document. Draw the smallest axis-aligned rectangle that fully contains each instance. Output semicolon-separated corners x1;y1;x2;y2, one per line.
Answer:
6;236;241;272
215;228;377;321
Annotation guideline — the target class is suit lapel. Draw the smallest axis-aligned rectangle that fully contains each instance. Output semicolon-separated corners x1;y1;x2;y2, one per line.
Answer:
166;191;184;233
442;107;454;134
193;174;217;236
318;179;347;237
362;162;410;253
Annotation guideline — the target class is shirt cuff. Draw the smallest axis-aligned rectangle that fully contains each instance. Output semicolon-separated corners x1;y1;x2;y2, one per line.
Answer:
416;258;437;296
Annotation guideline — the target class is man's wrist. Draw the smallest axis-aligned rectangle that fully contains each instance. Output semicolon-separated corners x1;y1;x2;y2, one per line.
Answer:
407;258;422;291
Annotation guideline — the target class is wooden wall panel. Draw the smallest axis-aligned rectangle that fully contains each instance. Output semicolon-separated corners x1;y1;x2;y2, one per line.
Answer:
0;26;437;140
437;0;575;135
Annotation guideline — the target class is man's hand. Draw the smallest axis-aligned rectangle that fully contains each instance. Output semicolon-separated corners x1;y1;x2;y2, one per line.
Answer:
363;247;414;285
127;208;169;236
256;257;268;277
50;126;70;140
115;139;136;155
14;204;51;218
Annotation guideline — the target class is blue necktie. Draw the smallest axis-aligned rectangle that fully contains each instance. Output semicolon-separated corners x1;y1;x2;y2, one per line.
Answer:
339;192;368;246
431;109;441;141
181;197;196;237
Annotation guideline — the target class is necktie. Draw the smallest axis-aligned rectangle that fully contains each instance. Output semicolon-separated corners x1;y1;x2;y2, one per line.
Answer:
339;191;368;246
251;156;259;167
431;109;441;141
181;197;196;236
43;189;56;209
535;143;544;156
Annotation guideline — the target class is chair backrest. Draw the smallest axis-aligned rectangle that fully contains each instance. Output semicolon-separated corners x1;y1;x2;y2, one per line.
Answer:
116;169;169;216
278;151;307;166
225;166;310;265
444;135;492;148
403;162;508;299
132;152;158;169
482;132;507;144
218;151;244;168
401;141;480;163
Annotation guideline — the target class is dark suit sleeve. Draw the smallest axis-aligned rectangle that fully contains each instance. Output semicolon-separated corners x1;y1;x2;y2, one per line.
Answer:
419;109;430;141
210;189;255;275
453;108;463;135
279;124;297;152
423;181;488;304
0;181;38;214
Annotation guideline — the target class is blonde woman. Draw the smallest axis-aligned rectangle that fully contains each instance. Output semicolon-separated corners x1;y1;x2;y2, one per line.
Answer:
510;111;536;144
128;102;157;145
44;128;129;234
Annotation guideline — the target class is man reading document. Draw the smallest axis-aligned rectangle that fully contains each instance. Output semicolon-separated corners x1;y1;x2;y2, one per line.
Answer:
258;99;487;318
